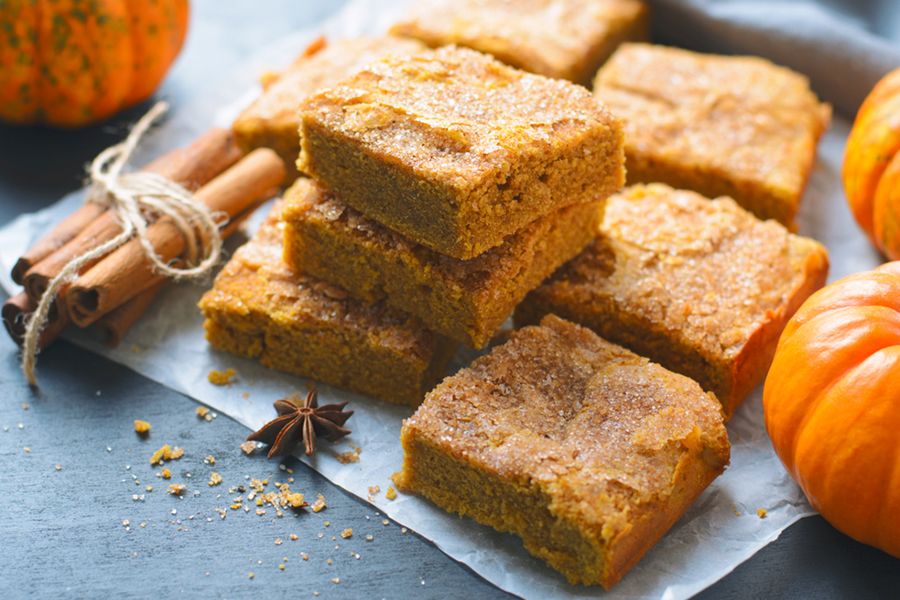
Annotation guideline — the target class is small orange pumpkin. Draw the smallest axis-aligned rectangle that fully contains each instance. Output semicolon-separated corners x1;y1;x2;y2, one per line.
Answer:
0;0;189;128
763;261;900;558
843;68;900;261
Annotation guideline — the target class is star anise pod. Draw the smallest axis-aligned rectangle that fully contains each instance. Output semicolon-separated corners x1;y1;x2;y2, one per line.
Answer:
247;390;353;458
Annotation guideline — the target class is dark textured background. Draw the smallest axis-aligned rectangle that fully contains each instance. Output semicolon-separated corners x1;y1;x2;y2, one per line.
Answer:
2;2;900;598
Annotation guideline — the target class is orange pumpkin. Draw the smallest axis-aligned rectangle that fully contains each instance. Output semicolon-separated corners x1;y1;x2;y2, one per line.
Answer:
763;261;900;558
0;0;189;128
843;68;900;261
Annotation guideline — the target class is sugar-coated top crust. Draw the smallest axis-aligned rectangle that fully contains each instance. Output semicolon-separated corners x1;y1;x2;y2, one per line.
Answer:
234;36;427;129
283;178;601;295
538;184;829;360
390;0;648;83
407;315;729;529
594;43;831;199
298;45;620;191
198;199;437;361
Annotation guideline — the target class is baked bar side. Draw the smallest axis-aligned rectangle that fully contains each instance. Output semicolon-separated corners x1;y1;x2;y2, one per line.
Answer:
234;117;303;183
198;201;458;406
390;0;650;87
298;111;623;259
232;36;429;183
613;96;829;227
454;200;605;347
575;1;650;88
397;315;730;587
515;186;830;417
395;427;610;586
594;43;832;227
283;183;605;348
547;426;727;587
297;121;465;256
282;208;386;304
397;365;729;588
231;42;329;184
296;47;625;259
622;150;799;227
514;281;732;413
588;428;728;587
725;236;829;414
201;305;457;407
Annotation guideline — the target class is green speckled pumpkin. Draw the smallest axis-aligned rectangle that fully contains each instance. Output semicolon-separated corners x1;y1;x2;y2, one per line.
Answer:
0;0;189;127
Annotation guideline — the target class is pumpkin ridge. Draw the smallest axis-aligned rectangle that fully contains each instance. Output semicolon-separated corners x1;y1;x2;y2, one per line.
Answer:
778;270;900;351
879;393;900;555
800;346;900;549
782;306;900;466
872;153;900;261
844;68;900;258
765;261;900;558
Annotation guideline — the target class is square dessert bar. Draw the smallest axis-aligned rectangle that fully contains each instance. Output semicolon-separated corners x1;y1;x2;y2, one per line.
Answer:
594;43;831;227
390;0;649;88
395;314;730;588
281;178;604;349
297;45;625;259
198;200;458;406
515;184;829;417
232;35;426;181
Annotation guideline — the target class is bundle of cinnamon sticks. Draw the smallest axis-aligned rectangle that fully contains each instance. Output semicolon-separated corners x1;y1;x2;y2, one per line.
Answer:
3;127;286;352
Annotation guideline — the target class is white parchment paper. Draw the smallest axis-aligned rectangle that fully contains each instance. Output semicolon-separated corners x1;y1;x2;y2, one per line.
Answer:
0;1;885;598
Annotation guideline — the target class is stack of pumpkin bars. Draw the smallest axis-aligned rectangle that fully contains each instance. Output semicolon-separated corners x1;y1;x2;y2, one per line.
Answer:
199;0;832;589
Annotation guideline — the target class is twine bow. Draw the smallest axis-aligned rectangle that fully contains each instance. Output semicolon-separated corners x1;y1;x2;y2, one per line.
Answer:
22;101;224;385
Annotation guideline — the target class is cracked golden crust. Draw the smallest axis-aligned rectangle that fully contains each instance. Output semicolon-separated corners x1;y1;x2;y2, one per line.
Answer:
593;43;831;227
396;315;729;587
390;0;649;87
232;36;427;181
515;184;829;416
297;45;624;259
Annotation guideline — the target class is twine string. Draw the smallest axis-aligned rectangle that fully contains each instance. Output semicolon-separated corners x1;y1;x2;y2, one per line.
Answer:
22;101;225;385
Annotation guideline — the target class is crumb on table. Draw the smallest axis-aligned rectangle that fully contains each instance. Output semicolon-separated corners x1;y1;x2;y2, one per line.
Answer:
150;445;169;465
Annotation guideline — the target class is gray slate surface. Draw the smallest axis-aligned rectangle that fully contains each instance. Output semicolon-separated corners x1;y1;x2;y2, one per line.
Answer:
2;1;900;598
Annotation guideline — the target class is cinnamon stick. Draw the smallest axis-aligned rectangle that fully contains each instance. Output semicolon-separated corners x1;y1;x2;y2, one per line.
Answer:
93;188;278;348
2;291;70;350
94;280;169;348
68;148;285;327
22;127;243;303
11;204;106;285
4;188;278;351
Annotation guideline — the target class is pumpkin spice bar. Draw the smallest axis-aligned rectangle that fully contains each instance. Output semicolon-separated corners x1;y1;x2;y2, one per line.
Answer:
281;178;604;348
593;43;831;227
232;35;427;181
515;184;829;417
198;200;458;406
394;314;730;588
390;0;649;88
297;45;625;259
